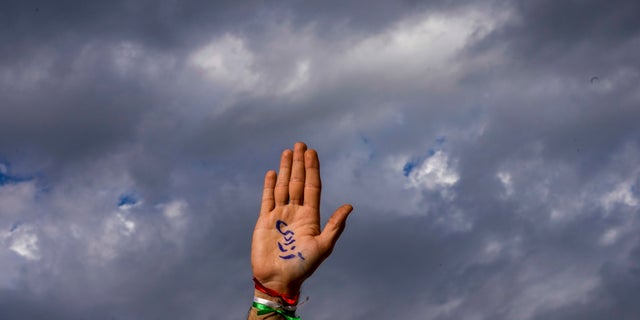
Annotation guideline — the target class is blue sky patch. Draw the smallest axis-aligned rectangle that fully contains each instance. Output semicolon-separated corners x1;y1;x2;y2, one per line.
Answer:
0;165;31;186
118;194;138;208
402;136;447;177
403;161;416;177
10;221;22;232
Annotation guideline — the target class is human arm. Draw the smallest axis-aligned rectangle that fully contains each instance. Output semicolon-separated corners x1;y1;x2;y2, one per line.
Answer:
248;142;354;319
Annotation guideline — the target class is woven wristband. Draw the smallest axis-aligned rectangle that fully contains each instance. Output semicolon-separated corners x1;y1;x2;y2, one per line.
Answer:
252;301;300;320
253;277;299;305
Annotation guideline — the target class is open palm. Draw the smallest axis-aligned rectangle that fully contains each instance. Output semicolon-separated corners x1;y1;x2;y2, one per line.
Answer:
251;142;353;297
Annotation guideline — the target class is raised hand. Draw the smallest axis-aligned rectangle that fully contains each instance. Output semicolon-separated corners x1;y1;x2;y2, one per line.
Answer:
251;142;353;298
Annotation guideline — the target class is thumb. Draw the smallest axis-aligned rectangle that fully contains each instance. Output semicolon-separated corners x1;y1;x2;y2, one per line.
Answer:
319;204;354;254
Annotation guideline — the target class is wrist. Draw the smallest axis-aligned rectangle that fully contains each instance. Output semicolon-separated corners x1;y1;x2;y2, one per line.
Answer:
254;289;283;304
256;279;301;297
253;277;301;305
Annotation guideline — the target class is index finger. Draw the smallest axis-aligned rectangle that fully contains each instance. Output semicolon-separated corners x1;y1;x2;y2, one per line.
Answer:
274;149;293;206
260;170;276;215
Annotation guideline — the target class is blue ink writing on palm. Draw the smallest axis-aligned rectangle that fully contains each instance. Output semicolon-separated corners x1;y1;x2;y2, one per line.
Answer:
276;220;305;260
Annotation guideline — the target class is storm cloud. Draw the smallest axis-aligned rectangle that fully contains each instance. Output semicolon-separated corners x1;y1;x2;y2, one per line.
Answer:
1;0;639;319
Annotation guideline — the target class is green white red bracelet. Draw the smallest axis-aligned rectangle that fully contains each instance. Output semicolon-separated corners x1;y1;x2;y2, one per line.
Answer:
252;296;300;320
253;296;297;312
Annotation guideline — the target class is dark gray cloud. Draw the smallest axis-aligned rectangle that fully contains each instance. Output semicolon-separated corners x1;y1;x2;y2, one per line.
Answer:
1;0;639;319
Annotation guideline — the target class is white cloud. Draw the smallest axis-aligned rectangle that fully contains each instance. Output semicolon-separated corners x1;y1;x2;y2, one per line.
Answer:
0;50;56;91
281;59;310;95
115;213;136;236
0;180;37;216
422;297;464;319
478;236;524;264
117;202;138;211
599;227;622;246
601;175;639;210
163;199;187;220
118;197;142;211
407;151;459;191
108;41;176;80
112;41;145;75
336;8;508;87
183;7;509;106
435;208;473;232
158;200;189;246
189;34;260;93
508;270;600;320
2;224;40;260
88;212;137;262
497;171;514;197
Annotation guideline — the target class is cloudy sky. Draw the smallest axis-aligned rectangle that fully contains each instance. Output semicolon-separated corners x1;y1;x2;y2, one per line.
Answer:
1;0;639;319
